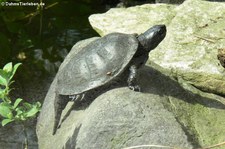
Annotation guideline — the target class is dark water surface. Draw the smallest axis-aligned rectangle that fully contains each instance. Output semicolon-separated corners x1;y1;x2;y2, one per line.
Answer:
1;0;105;72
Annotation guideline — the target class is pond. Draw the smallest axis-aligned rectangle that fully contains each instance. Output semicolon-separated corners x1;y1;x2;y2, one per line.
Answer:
0;0;107;73
0;0;109;102
0;1;107;147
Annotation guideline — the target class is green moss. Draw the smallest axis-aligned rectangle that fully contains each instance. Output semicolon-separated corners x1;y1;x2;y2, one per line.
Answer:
151;62;225;148
176;71;225;96
110;132;129;148
165;93;225;148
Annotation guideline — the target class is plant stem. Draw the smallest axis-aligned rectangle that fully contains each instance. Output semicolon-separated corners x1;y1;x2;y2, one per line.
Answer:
22;123;28;149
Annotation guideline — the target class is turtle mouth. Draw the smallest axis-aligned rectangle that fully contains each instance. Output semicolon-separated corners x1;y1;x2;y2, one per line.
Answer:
158;25;167;39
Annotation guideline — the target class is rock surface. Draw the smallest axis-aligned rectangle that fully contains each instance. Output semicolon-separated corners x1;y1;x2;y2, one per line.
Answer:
89;3;176;36
75;88;192;149
156;0;184;3
37;38;196;149
89;0;225;148
37;37;225;149
89;0;225;96
37;0;225;148
0;121;38;149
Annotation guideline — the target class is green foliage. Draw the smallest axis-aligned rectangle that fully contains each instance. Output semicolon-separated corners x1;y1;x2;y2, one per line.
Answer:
0;62;41;126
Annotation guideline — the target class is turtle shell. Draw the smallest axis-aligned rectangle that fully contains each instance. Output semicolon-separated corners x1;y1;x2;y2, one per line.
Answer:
57;33;139;95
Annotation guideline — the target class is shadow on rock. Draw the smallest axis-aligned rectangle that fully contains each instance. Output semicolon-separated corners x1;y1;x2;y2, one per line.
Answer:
68;65;225;113
140;66;225;109
64;125;81;149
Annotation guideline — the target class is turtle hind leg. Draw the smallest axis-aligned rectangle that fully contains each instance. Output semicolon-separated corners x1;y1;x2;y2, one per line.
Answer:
53;93;86;135
53;94;70;135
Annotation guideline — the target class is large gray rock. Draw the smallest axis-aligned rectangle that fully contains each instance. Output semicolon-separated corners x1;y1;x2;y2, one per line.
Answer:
88;0;225;147
75;88;192;149
37;36;225;149
150;0;225;96
36;38;196;149
89;0;225;96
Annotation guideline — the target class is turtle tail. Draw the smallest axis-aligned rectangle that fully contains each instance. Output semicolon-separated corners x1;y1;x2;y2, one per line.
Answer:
52;93;70;135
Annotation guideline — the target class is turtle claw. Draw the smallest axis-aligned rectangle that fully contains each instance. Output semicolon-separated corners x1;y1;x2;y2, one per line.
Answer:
69;95;77;101
69;94;85;101
129;85;141;92
80;93;85;101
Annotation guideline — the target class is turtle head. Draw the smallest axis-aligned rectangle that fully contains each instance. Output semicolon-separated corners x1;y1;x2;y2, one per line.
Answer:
138;25;166;52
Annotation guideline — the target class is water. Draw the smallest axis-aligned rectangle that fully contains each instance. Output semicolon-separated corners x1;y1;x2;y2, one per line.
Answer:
0;0;105;72
0;0;107;98
0;0;107;148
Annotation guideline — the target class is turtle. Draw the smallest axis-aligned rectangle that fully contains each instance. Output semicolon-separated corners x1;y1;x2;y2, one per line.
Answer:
53;25;167;135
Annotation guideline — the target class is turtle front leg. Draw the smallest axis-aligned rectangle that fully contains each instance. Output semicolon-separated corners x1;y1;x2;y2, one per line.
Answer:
127;65;141;92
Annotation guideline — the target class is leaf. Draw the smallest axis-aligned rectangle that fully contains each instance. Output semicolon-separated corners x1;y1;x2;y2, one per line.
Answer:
2;119;14;126
0;88;6;101
23;102;32;109
0;75;7;86
36;102;41;108
25;102;41;118
15;107;23;118
13;98;23;109
15;107;23;115
0;69;8;86
15;108;26;121
3;62;12;73
0;69;9;80
25;107;39;117
0;103;13;118
9;63;21;81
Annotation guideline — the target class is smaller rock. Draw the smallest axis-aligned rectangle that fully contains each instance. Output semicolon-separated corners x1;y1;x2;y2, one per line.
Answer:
89;3;175;36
